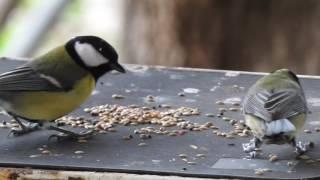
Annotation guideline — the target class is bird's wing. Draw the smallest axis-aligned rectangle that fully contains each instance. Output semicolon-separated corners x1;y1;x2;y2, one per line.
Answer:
243;89;307;121
0;65;65;91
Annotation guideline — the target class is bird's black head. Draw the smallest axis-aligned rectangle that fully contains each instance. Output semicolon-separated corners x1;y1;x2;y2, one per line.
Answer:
65;36;125;80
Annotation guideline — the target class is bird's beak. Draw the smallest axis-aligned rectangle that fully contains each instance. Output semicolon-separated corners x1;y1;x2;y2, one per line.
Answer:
111;62;126;73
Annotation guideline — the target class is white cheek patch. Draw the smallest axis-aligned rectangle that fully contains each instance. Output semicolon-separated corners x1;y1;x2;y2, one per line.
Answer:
75;41;109;67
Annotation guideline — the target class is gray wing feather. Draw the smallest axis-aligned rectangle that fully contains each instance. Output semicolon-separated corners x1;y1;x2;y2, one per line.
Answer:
243;89;307;121
0;66;63;91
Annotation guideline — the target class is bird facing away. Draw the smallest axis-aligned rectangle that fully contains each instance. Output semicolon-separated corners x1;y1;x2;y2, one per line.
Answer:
0;35;125;138
242;69;310;158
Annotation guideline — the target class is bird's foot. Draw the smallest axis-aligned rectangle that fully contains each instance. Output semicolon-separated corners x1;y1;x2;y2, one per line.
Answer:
242;138;261;159
9;122;40;136
295;141;313;155
47;125;95;141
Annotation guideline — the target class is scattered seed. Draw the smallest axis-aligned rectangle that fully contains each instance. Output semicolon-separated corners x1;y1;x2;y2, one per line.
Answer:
107;128;117;132
129;104;139;108
168;132;177;136
306;160;316;164
254;169;264;175
187;161;197;165
138;142;147;147
196;154;206;158
74;150;85;154
231;102;241;106
41;150;50;154
287;161;294;166
139;134;152;139
219;108;227;112
77;139;88;143
29;154;41;158
222;117;231;121
160;104;171;108
181;158;188;162
229;108;239;112
190;144;198;150
146;95;155;102
298;155;310;160
304;129;312;133
211;126;219;130
205;113;215;117
225;134;235;139
269;154;278;162
216;101;224;105
112;94;125;99
122;135;133;140
178;154;188;158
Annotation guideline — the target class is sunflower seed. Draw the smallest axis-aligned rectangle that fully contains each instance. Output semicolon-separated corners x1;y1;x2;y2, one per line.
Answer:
138;142;147;147
74;150;85;154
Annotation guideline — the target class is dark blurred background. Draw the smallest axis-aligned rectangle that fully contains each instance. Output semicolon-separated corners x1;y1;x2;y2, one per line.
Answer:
0;0;319;74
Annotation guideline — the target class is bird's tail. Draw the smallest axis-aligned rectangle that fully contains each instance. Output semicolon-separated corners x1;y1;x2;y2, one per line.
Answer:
265;119;296;135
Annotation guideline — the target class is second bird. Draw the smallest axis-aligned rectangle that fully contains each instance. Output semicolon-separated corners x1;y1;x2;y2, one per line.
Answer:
242;69;310;158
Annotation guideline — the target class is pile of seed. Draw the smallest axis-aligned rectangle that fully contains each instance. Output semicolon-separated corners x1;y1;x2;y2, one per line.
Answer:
54;102;251;140
55;104;211;135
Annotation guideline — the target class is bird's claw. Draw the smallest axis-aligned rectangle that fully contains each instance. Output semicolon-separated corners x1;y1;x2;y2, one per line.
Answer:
295;141;313;155
48;129;95;141
8;123;39;136
243;137;261;159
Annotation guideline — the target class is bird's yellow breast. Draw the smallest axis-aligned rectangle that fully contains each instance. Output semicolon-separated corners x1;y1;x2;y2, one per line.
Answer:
12;74;95;121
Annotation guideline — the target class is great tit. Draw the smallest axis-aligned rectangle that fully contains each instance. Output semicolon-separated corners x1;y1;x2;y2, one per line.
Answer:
0;36;125;138
242;69;309;158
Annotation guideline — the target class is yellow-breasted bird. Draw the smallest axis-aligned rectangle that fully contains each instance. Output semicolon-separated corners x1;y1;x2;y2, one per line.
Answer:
0;36;125;138
242;69;310;158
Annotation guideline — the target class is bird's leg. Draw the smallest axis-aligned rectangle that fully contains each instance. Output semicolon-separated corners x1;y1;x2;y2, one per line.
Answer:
242;137;262;158
292;138;313;155
47;125;95;141
9;115;40;136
